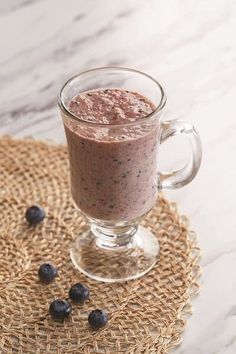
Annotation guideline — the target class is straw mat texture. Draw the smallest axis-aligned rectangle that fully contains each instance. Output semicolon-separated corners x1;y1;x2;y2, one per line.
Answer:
0;136;201;354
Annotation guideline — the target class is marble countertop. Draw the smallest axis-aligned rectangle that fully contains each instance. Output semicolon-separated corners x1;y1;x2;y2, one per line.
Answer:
1;0;236;353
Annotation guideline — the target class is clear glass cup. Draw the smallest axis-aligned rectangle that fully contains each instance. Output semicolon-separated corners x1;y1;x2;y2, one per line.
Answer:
58;67;202;282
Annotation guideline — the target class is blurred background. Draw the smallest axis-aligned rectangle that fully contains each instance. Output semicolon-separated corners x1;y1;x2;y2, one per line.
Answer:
0;0;236;353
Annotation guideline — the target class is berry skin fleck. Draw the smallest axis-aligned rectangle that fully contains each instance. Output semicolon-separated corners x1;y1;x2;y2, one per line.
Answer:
69;283;90;304
25;205;45;225
38;263;58;284
88;309;108;330
49;299;72;320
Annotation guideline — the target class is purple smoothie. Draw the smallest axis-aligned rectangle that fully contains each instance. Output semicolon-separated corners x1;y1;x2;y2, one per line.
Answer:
63;89;159;221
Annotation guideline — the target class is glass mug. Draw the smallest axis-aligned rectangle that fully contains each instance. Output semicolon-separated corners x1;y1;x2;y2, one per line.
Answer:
59;67;202;282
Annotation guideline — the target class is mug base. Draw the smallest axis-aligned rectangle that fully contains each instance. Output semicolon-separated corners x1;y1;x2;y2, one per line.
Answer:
70;225;159;283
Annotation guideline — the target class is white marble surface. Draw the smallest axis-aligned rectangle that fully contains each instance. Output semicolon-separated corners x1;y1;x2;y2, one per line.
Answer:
1;0;236;353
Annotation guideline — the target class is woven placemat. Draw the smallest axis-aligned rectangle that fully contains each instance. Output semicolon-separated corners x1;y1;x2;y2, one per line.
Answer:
0;136;201;354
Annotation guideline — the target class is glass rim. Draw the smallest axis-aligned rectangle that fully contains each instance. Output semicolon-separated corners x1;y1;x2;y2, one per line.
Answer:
58;66;167;127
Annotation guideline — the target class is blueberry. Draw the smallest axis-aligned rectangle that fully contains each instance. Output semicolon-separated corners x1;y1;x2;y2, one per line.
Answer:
88;309;108;330
25;205;45;225
49;299;72;320
69;283;90;304
38;263;58;284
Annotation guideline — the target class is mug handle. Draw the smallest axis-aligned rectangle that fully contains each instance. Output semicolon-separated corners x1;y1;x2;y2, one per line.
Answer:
159;120;202;190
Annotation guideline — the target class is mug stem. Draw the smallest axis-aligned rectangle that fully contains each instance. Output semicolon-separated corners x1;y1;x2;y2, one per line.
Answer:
91;222;138;249
70;216;159;283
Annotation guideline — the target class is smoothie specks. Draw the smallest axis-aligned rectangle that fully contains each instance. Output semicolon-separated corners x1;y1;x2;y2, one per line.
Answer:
68;88;155;125
137;170;142;178
65;88;158;221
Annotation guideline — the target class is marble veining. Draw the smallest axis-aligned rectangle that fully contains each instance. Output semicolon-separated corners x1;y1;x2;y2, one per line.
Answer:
1;0;236;353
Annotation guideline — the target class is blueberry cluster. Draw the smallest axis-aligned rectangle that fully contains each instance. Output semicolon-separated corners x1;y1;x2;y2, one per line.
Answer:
25;205;108;330
40;266;107;329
